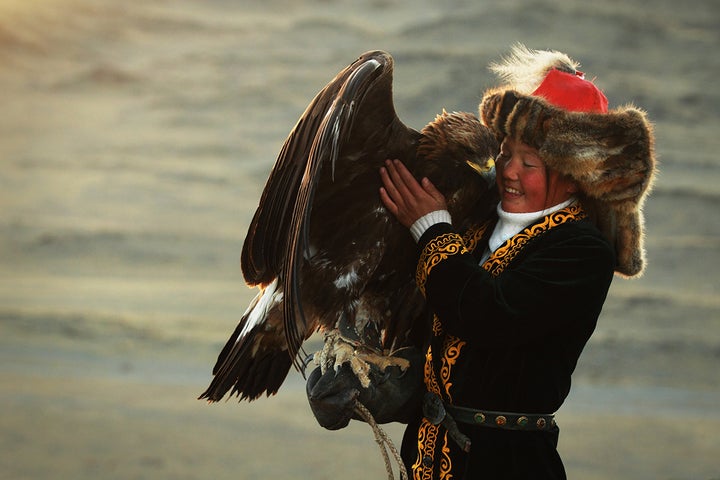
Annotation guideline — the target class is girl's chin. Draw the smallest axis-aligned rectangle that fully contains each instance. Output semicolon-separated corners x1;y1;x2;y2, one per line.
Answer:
501;197;525;213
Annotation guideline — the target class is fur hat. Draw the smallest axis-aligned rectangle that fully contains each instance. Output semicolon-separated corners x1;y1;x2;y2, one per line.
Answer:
480;44;656;277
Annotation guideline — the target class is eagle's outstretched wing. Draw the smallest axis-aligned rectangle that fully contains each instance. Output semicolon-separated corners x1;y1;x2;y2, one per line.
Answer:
241;50;412;286
200;51;423;402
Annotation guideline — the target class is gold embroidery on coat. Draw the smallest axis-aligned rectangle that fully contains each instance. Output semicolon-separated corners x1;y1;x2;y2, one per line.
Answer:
412;418;438;480
462;223;490;252
423;345;441;395
439;435;453;480
415;336;466;478
440;335;465;400
416;233;467;295
483;204;586;276
432;314;443;337
413;346;444;478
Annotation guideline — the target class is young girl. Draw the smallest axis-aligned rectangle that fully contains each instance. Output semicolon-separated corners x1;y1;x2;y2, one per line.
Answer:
309;45;656;479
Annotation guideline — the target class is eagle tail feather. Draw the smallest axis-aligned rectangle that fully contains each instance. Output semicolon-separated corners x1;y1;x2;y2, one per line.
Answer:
199;324;294;402
199;288;294;402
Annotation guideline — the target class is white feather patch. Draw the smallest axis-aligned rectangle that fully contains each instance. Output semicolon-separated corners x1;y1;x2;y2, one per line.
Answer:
333;267;359;290
237;278;282;342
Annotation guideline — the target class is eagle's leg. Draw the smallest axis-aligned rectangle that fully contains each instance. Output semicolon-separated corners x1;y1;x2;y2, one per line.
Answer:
312;329;355;375
313;329;410;389
312;330;347;375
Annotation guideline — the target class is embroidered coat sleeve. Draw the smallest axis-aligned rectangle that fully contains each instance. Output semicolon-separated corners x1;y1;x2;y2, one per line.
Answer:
415;221;615;344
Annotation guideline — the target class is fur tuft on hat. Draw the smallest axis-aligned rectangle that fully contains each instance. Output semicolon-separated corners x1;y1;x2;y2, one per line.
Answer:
480;44;656;277
488;43;580;95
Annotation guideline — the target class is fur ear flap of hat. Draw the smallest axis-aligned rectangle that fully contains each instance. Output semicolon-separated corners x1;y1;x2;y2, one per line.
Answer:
480;44;657;277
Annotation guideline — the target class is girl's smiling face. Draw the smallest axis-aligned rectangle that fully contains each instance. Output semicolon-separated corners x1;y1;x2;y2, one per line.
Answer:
495;137;578;213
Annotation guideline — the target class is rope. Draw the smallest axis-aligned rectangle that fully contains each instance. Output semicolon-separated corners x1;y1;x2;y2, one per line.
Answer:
354;401;408;480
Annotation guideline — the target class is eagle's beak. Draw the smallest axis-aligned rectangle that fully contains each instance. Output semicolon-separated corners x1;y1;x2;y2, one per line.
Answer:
466;157;496;186
466;157;495;175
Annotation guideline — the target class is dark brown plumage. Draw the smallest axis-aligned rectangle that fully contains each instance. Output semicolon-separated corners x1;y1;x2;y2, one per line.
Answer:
199;50;498;403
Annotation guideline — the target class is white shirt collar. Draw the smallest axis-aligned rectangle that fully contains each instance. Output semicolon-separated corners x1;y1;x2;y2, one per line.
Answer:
487;197;577;253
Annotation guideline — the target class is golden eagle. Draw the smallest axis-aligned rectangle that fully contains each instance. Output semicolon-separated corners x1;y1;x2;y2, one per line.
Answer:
199;50;498;402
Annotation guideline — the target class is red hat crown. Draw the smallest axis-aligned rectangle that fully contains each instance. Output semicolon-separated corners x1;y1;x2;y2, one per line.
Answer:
532;69;608;113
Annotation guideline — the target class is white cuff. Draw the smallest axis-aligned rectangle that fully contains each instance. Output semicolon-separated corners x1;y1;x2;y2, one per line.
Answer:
409;210;452;242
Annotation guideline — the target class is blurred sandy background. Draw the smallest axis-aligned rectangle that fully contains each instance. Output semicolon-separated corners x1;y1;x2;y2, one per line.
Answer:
1;0;719;479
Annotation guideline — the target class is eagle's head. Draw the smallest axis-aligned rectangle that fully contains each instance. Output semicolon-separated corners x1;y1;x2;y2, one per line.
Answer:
417;110;499;224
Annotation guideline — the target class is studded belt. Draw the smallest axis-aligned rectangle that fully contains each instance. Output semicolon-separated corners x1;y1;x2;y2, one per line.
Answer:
446;404;557;431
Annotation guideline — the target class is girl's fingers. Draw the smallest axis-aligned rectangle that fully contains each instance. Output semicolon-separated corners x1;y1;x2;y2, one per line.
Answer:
379;186;397;215
379;165;403;206
393;159;424;196
383;160;410;198
421;177;446;204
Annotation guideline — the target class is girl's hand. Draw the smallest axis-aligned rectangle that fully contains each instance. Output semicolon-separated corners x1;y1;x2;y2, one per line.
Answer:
379;159;447;228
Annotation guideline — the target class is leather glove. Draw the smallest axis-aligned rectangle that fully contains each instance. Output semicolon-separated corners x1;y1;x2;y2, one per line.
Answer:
306;347;424;430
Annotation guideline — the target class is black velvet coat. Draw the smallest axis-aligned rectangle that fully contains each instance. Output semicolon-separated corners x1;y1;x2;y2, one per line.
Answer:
400;203;615;479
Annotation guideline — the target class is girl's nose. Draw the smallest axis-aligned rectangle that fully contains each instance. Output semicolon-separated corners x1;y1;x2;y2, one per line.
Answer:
502;157;520;179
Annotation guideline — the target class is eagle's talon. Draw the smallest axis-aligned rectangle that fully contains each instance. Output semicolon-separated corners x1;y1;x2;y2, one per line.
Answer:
314;329;410;390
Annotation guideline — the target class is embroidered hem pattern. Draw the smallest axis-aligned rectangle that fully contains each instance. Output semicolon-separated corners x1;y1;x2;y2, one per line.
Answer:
412;336;466;479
